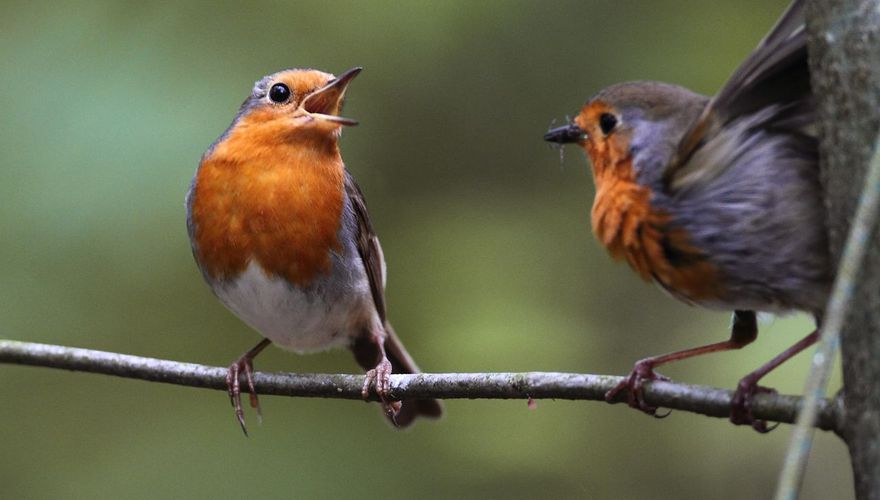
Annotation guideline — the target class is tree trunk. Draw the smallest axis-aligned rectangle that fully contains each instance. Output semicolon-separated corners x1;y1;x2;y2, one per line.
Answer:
806;1;880;497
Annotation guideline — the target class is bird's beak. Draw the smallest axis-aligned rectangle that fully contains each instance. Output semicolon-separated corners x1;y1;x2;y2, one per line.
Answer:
300;67;362;126
543;123;586;144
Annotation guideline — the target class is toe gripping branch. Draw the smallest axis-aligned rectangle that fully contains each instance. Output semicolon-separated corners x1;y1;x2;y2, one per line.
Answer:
361;341;402;424
226;338;272;436
606;310;819;432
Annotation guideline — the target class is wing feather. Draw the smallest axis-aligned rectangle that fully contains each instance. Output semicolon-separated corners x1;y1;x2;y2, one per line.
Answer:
665;0;811;190
344;171;387;324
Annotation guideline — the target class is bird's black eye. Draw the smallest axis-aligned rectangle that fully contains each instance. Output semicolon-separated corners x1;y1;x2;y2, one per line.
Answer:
268;83;291;103
599;113;618;135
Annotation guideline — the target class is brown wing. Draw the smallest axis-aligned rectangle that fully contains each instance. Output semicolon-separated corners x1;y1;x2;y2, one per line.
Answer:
666;0;811;187
344;170;387;324
344;171;443;425
343;171;427;375
343;170;420;372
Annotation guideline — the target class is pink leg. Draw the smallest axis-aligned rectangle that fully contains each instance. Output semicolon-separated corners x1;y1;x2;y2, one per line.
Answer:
731;329;819;432
226;338;271;436
606;310;758;416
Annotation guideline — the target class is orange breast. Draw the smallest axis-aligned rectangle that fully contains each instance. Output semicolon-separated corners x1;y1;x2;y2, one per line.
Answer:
587;135;721;303
190;109;345;286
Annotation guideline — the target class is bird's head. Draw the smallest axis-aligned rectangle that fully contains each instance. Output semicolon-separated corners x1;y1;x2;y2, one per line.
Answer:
227;67;362;148
545;81;707;185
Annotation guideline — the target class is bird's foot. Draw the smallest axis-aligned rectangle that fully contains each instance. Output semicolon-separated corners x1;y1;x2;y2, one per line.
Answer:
605;360;671;418
730;378;779;433
362;357;401;423
227;355;261;436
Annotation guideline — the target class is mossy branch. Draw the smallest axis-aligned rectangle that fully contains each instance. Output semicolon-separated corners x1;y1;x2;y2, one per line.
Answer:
0;339;843;432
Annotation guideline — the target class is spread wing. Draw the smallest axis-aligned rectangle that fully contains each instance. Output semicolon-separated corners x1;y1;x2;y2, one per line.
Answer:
665;0;811;190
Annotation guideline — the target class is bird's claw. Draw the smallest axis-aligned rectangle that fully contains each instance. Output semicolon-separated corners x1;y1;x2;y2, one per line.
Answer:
605;361;671;417
227;356;261;436
731;379;778;433
362;358;401;423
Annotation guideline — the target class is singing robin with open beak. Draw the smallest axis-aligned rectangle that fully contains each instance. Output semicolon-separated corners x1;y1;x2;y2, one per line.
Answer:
544;0;830;431
186;67;442;434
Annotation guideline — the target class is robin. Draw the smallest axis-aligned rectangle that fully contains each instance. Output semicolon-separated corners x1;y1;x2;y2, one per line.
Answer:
544;0;829;431
186;67;442;434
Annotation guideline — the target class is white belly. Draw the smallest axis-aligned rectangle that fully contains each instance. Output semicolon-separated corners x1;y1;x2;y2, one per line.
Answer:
213;260;373;353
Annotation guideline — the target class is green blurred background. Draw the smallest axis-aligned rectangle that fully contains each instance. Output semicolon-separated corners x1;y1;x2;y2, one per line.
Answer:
0;1;851;498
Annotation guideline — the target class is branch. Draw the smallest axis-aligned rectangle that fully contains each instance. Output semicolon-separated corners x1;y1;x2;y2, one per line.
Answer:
0;339;842;432
805;0;880;498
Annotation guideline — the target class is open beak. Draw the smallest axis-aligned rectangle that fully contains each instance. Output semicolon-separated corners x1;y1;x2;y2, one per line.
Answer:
300;67;362;126
544;123;585;144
